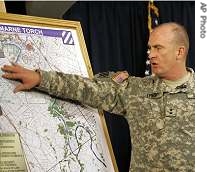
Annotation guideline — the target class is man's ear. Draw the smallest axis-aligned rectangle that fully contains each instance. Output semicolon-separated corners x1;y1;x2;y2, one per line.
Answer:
176;46;185;60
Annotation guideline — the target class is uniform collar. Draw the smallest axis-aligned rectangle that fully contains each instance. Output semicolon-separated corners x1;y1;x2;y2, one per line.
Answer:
146;68;195;98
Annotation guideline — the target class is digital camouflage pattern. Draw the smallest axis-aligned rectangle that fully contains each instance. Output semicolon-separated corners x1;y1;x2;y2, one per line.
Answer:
37;68;195;172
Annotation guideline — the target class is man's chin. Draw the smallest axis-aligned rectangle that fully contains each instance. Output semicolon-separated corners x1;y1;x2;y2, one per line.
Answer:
151;69;162;77
151;69;159;75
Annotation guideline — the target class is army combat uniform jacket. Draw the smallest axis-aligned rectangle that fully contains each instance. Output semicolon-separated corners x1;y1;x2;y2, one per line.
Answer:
37;68;195;172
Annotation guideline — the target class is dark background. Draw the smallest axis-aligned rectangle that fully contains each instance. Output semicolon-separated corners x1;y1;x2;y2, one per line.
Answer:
5;1;195;172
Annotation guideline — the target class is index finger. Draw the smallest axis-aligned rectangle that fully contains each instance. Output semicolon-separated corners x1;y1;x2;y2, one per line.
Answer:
1;64;21;73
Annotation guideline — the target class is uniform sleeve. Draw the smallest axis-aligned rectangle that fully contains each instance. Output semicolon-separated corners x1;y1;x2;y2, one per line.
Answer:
36;70;129;115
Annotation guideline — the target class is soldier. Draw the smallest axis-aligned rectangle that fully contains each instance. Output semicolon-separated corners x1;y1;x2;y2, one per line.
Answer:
1;22;194;171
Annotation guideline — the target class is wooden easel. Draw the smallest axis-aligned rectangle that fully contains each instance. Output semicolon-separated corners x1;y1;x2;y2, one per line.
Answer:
0;1;6;13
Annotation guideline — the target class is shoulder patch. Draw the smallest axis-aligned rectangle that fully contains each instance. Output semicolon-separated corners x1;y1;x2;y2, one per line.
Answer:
112;71;129;84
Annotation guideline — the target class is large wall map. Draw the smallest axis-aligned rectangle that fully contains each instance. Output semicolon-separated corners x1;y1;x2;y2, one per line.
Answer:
0;20;115;172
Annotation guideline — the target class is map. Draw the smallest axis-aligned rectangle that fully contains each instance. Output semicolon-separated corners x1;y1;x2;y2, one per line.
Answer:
0;22;115;172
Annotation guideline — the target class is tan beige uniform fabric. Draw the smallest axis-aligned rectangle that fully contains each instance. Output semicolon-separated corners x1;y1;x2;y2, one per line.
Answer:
37;68;195;172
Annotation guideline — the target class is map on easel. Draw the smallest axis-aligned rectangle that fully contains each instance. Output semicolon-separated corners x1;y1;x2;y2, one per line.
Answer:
0;12;117;172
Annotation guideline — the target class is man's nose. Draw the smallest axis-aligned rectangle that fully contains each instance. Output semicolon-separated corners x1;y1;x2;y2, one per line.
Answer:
147;49;155;59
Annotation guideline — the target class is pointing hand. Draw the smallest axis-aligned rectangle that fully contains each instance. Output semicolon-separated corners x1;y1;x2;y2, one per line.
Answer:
1;63;41;93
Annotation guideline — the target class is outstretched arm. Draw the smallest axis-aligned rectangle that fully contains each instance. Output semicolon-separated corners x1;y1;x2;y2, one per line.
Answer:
1;63;128;115
1;63;41;93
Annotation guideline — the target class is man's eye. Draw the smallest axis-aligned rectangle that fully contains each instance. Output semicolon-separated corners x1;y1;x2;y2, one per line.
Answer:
156;47;161;51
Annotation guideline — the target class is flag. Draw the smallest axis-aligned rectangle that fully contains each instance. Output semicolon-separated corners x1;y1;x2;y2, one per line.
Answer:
145;0;160;76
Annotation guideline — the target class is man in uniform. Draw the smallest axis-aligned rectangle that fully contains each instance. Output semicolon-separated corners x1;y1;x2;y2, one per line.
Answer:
1;22;194;171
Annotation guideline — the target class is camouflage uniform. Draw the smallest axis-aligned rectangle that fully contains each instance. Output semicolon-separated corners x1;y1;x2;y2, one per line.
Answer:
37;68;195;172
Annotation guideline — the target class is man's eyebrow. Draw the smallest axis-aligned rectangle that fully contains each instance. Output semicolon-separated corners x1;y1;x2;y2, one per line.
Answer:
148;44;164;49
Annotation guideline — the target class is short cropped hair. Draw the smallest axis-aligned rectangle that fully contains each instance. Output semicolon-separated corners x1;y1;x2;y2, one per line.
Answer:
154;22;189;55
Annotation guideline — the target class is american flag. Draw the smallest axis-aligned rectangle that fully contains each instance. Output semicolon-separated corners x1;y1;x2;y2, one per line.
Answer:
145;0;159;76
